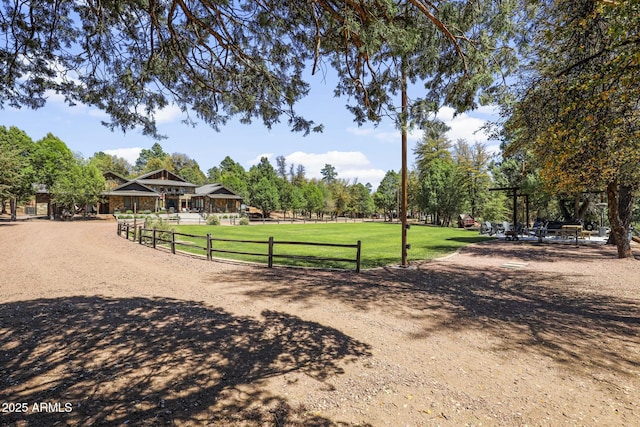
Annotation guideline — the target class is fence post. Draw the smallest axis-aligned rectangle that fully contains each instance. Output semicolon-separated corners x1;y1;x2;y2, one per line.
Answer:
355;240;361;273
124;223;129;239
138;226;143;244
268;236;274;268
206;233;212;261
117;222;121;236
171;230;176;254
152;228;157;249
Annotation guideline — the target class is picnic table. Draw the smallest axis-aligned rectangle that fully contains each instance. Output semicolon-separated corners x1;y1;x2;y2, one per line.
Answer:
561;224;586;244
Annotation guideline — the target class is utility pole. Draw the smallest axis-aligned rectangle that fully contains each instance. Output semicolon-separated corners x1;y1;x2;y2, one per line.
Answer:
401;59;409;267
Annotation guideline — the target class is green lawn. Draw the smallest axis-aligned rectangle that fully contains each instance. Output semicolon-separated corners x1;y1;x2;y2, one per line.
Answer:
162;222;491;270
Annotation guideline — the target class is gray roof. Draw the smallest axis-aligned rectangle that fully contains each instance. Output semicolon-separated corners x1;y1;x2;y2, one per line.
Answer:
207;193;242;200
103;190;160;197
134;169;195;184
112;181;157;193
137;179;197;187
195;184;223;195
195;183;242;199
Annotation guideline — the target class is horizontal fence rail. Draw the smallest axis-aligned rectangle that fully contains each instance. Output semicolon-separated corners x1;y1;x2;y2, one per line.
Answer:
116;223;361;272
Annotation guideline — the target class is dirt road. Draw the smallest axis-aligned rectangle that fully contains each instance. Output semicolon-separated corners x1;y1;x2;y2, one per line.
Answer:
1;220;639;426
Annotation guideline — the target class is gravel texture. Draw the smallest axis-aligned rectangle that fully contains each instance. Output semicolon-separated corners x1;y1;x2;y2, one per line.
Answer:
1;219;639;426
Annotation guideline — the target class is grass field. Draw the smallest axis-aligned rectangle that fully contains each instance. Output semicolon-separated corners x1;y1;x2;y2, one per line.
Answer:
163;222;491;269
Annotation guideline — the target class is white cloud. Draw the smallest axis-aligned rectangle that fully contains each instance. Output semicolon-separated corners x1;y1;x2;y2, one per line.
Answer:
346;105;499;148
285;151;386;188
154;104;183;123
339;168;387;188
242;151;385;187
246;153;275;167
436;106;503;154
434;106;491;144
104;147;143;165
287;151;369;168
446;115;488;143
346;126;422;144
475;104;500;116
44;85;182;125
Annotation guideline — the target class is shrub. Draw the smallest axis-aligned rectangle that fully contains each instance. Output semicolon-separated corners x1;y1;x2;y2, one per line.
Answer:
145;217;173;241
126;210;133;214
206;215;220;226
239;217;249;226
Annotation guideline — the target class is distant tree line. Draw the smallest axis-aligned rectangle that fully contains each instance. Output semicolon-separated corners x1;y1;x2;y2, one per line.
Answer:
4;123;635;228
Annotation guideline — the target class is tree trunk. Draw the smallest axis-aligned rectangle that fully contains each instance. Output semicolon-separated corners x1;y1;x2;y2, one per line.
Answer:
10;197;17;221
606;182;633;259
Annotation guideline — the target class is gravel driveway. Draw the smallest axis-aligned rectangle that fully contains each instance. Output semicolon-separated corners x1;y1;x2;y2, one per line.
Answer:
1;220;638;426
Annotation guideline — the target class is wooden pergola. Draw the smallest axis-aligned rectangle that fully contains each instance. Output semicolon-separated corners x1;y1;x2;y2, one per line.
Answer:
489;187;530;232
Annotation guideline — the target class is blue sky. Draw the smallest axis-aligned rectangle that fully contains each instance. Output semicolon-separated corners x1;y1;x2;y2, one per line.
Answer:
3;77;499;189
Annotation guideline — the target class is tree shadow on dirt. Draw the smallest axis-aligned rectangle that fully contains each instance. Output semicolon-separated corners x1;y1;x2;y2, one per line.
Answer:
458;239;628;262
215;261;640;382
0;297;371;426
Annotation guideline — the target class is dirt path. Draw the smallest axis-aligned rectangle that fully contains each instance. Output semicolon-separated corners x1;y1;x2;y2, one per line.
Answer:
1;220;639;426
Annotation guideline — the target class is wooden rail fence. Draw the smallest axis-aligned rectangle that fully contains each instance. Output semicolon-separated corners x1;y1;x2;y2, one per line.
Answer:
116;221;361;272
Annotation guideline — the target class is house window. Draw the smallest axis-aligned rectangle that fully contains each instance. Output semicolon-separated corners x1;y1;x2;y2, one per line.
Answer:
124;197;138;210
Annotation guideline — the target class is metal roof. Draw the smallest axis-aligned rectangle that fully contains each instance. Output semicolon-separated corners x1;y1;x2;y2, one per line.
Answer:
135;169;189;183
206;194;242;199
195;183;242;198
137;179;197;187
103;190;160;197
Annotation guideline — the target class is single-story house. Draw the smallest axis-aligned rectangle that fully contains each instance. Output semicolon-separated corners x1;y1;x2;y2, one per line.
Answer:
100;169;243;214
101;180;161;214
191;183;243;213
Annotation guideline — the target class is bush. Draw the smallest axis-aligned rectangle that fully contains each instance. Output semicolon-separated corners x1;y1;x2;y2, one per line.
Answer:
145;217;173;241
239;217;249;226
126;210;133;214
206;215;220;226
